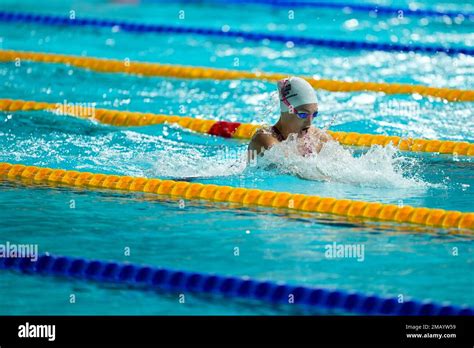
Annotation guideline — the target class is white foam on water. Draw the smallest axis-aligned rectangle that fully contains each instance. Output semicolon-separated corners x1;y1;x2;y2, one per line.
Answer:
257;134;434;189
146;145;248;179
127;130;435;190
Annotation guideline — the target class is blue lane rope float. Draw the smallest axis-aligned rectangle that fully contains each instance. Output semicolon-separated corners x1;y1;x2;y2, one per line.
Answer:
1;254;473;316
0;11;472;56
145;0;474;20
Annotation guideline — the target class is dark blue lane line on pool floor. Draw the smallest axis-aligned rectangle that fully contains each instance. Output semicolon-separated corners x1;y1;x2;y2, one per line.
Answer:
145;0;474;20
1;254;472;315
0;11;472;56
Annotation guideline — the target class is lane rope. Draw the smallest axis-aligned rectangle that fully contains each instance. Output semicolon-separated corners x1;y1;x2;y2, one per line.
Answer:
1;49;473;102
1;254;472;315
0;11;472;56
146;0;474;19
1;98;473;156
1;163;473;230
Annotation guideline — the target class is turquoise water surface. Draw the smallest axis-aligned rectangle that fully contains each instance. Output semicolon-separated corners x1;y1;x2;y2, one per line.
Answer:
0;0;473;314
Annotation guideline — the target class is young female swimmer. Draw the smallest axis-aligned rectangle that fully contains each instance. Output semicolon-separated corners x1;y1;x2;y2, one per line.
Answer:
248;77;333;160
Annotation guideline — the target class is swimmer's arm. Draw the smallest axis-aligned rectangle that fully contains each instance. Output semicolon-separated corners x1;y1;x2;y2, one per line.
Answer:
309;127;333;143
317;131;333;144
247;133;278;159
304;127;334;153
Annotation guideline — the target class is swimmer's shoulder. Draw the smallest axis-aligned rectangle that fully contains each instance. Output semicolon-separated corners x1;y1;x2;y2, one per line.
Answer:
249;125;275;141
249;125;278;153
253;125;274;136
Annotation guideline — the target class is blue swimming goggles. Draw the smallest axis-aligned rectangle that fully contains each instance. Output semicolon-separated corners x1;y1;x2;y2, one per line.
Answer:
295;111;319;119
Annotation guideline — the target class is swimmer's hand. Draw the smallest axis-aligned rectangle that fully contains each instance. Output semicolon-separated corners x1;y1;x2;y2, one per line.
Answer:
305;127;332;142
298;127;333;155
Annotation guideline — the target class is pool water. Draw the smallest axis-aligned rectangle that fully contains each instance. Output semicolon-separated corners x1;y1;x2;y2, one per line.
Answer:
0;0;473;314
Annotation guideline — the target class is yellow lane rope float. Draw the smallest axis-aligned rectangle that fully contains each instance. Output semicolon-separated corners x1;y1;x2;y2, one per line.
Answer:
1;49;473;102
1;163;472;230
1;98;473;156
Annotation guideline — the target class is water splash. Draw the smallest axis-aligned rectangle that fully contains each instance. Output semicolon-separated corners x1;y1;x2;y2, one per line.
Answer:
146;143;248;180
257;136;433;189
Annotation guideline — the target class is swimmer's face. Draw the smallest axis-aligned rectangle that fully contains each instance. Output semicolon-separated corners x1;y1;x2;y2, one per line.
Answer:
292;103;318;131
280;103;318;135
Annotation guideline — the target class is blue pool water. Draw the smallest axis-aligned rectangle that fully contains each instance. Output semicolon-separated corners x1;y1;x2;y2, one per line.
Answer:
0;0;473;314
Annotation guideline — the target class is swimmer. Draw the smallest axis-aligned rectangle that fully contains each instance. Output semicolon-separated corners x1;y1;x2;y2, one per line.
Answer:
248;76;333;160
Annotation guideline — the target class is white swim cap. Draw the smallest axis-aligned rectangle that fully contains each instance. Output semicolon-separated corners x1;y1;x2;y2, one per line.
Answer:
278;77;318;112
